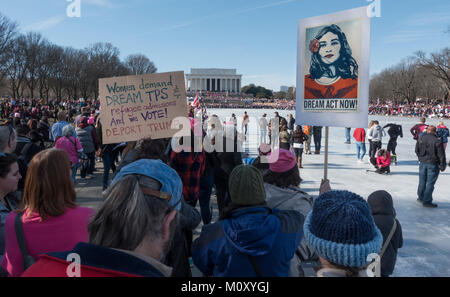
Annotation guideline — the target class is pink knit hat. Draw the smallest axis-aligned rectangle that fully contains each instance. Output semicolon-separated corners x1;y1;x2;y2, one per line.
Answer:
269;148;297;173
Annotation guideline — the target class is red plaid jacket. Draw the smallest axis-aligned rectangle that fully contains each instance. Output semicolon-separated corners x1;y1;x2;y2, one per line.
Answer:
169;151;206;204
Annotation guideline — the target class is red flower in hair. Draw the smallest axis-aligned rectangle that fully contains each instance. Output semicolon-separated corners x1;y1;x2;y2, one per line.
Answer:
309;38;319;54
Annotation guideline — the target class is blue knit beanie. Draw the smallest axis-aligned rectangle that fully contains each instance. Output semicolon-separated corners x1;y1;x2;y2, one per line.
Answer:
304;190;382;267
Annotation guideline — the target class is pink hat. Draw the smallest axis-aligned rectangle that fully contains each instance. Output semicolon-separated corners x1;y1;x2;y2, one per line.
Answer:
88;116;95;125
259;143;271;155
269;148;297;173
14;112;20;118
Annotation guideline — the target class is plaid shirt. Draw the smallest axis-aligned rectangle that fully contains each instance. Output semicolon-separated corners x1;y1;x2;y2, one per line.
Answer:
169;151;206;204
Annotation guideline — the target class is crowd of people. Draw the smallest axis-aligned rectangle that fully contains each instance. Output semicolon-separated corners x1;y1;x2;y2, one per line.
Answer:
0;97;413;278
368;102;450;118
0;93;448;277
187;91;450;117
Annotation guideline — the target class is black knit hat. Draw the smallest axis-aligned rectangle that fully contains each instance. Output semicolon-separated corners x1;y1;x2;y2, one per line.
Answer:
229;164;266;206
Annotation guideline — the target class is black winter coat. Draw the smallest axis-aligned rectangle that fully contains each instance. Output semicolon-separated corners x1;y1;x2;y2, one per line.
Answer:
215;133;243;180
383;123;403;139
368;191;403;277
415;133;446;170
165;199;201;277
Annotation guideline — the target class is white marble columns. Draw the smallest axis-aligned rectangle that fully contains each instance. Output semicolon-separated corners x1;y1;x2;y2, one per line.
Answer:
186;69;242;93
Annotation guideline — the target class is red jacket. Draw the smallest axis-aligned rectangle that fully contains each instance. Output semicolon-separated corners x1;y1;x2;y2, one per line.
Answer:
353;128;366;143
410;123;427;140
377;152;391;168
21;242;166;277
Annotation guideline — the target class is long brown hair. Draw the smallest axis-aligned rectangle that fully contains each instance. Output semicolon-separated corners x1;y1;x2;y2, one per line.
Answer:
21;148;76;220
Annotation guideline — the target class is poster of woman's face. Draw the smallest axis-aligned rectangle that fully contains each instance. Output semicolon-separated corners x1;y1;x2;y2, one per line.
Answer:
296;7;370;128
304;20;361;102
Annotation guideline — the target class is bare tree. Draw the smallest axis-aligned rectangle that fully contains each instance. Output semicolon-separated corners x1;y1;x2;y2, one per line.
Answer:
38;43;61;102
5;34;27;99
0;13;18;86
125;53;157;75
63;47;86;101
23;32;47;98
1;13;159;101
85;42;127;99
48;45;66;102
415;49;450;104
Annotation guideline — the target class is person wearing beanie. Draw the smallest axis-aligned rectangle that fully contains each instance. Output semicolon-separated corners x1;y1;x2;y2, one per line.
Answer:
263;148;316;276
304;190;383;277
264;148;303;185
368;190;403;277
191;164;304;277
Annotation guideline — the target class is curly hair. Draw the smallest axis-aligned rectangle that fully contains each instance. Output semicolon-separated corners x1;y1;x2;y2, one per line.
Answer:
309;24;358;80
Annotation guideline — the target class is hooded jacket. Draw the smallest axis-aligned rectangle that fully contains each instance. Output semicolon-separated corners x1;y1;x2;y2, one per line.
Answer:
368;125;385;142
368;191;403;277
353;128;366;143
264;183;317;275
191;206;304;277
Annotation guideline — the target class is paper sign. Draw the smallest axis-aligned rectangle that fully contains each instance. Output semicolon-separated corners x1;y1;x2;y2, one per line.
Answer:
296;7;370;128
99;71;188;144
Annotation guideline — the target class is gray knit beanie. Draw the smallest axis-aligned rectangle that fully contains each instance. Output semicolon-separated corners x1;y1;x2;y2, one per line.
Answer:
228;164;266;206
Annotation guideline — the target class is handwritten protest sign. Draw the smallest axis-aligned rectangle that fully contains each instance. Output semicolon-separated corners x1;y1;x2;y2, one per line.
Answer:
99;71;188;144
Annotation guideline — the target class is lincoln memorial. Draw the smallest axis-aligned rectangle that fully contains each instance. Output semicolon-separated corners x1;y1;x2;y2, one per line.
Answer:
185;68;242;93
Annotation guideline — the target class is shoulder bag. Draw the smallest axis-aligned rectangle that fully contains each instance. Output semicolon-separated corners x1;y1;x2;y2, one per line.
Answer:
14;212;36;271
65;136;88;161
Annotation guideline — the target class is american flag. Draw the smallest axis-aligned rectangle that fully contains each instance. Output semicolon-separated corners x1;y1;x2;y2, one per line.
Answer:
193;93;199;107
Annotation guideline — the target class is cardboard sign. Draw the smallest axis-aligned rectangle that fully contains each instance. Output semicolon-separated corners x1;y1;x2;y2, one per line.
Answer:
296;7;370;128
99;71;188;144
